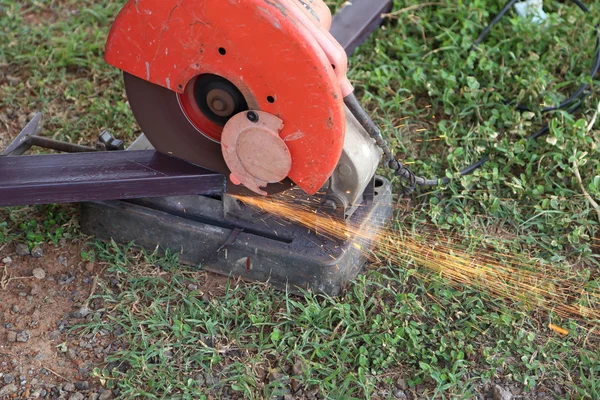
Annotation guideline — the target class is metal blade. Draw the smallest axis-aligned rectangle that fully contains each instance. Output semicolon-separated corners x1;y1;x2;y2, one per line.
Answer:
124;72;293;196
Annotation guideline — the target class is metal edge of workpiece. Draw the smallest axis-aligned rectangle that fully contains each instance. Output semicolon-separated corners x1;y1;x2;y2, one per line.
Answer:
330;0;393;56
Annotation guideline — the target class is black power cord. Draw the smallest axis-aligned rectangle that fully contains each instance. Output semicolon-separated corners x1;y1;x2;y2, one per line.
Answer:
349;0;600;193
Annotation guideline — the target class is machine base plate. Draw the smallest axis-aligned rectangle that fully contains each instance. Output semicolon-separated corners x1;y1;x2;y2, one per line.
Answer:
80;177;392;296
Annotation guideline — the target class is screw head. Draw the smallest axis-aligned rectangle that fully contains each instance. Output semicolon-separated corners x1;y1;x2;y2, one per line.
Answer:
247;111;259;123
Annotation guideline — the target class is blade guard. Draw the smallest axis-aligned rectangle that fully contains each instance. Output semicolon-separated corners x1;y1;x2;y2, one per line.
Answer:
105;0;352;195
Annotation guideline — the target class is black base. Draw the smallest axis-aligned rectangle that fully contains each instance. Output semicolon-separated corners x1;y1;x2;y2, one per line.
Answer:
80;177;393;296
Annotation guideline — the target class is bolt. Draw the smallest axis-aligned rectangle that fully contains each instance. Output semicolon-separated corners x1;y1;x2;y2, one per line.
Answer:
322;199;338;213
212;98;227;112
247;111;259;123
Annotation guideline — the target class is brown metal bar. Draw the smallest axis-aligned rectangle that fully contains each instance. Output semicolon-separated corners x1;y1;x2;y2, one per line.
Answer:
27;136;97;153
0;150;224;207
331;0;393;56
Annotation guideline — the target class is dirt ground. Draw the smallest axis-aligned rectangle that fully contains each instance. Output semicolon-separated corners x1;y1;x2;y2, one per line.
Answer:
0;242;117;399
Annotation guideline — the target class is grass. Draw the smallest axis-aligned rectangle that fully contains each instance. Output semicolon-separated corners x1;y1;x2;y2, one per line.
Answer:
1;0;600;398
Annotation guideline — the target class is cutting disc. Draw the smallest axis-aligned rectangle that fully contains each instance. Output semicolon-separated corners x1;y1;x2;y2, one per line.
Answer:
124;72;294;196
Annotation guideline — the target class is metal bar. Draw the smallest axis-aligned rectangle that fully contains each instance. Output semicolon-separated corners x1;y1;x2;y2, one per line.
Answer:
330;0;393;56
0;150;224;207
28;136;97;153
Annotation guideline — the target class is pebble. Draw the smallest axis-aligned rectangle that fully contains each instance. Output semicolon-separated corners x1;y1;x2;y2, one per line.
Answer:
67;347;78;360
64;382;76;392
4;323;13;329
98;391;113;400
15;244;30;256
30;284;41;296
7;331;17;342
69;393;85;400
75;381;90;390
85;262;94;272
58;274;75;285
32;268;46;280
49;331;61;340
493;385;513;400
3;374;13;384
78;368;90;380
11;305;19;313
0;384;17;397
187;284;198;291
58;256;68;266
393;389;408;399
16;331;30;342
31;246;44;258
2;256;12;264
71;307;90;319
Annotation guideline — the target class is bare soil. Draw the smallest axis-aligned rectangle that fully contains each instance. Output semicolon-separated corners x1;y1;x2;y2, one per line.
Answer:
0;242;116;399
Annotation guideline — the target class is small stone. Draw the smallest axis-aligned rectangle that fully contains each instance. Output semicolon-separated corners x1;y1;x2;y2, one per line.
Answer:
0;384;18;397
67;347;78;360
4;323;13;329
49;331;61;340
71;307;90;319
18;292;27;297
58;274;75;285
3;374;13;384
31;389;43;398
397;378;408;390
78;368;90;380
85;262;94;272
31;247;43;258
187;284;198;291
16;331;30;342
58;256;68;266
63;382;75;392
75;381;89;391
11;305;19;313
30;284;41;296
98;391;113;400
393;389;408;399
493;385;513;400
2;257;12;264
32;268;46;280
15;244;30;256
70;393;85;400
7;332;17;342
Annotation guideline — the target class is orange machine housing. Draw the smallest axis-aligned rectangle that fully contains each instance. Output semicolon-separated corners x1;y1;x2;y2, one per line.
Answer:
104;0;351;195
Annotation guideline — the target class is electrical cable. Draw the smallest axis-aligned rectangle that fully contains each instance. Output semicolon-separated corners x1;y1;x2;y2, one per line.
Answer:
349;0;600;193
